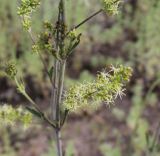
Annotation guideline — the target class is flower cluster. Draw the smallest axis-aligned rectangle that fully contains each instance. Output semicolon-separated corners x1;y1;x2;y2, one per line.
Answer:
32;23;81;59
18;0;41;30
63;65;132;111
102;0;121;15
32;21;58;57
68;29;78;40
0;105;32;127
5;62;17;79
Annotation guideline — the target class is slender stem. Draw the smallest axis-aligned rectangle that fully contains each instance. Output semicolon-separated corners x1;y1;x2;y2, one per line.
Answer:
27;29;52;82
23;89;57;128
67;0;119;34
14;77;41;110
14;77;57;128
50;59;59;121
56;129;63;156
50;0;62;121
69;9;102;32
56;60;66;127
38;53;51;80
60;0;66;23
53;1;66;156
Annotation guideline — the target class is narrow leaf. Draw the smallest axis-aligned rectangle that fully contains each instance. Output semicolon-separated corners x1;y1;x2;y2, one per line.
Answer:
26;107;42;119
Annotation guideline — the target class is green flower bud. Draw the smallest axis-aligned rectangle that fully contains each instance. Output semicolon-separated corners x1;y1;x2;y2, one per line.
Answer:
5;62;17;79
22;17;31;30
32;44;40;53
68;29;78;40
102;0;121;15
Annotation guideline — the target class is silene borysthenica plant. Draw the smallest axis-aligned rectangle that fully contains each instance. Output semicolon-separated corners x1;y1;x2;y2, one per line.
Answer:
0;0;132;156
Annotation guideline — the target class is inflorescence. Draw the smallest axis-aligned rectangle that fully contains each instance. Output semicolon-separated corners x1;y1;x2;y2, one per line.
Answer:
63;65;132;111
4;62;17;79
17;0;41;30
102;0;121;15
0;104;32;127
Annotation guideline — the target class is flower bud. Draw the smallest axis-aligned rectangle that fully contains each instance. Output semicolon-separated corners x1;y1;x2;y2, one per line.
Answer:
102;0;121;15
5;62;17;79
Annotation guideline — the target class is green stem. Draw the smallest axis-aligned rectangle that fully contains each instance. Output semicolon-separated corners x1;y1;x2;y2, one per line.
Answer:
27;29;52;82
23;90;57;128
14;77;57;128
50;0;71;153
68;9;102;32
14;78;37;108
56;129;63;156
51;60;59;120
51;0;61;121
56;60;66;127
60;0;66;23
53;1;66;156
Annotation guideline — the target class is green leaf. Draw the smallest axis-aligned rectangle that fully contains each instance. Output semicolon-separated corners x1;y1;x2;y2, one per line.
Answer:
60;109;69;127
67;33;82;57
26;107;42;119
71;33;82;50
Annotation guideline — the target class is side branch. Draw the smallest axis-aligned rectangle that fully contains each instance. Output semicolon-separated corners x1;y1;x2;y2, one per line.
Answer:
27;30;52;82
70;9;103;31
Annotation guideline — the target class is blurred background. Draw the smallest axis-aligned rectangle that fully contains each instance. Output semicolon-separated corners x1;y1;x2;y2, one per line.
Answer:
0;0;160;156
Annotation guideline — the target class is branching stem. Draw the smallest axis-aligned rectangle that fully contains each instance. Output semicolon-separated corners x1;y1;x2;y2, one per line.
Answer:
52;1;66;156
